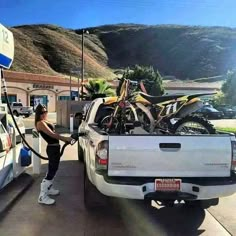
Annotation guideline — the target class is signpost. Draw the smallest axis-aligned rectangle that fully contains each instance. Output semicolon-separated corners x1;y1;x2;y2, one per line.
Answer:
70;68;80;101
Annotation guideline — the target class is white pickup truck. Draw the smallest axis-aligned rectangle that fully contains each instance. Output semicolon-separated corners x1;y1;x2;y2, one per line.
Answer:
10;102;33;117
78;98;236;209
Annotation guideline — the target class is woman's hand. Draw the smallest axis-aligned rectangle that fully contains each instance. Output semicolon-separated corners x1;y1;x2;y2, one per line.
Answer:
63;137;73;143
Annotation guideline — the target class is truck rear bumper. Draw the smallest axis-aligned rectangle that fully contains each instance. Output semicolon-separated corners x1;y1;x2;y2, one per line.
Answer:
93;173;236;200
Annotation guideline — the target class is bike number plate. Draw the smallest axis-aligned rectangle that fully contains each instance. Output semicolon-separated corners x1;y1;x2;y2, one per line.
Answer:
155;179;181;192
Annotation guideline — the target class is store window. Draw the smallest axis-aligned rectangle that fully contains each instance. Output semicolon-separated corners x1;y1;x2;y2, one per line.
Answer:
58;96;70;101
30;95;48;110
1;94;17;104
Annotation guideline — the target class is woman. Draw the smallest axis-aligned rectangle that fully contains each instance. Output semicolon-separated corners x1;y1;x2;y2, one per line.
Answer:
35;104;72;205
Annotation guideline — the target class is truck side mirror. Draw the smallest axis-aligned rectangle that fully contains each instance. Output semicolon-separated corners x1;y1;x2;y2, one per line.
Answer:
75;112;83;119
75;112;84;126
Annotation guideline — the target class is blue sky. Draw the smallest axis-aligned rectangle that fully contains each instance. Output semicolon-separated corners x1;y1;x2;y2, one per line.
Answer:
1;0;236;29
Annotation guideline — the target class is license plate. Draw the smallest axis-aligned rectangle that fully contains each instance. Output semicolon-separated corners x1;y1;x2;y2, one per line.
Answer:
155;179;181;192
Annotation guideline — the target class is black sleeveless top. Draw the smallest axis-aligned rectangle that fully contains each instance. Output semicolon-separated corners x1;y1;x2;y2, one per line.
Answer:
39;122;59;145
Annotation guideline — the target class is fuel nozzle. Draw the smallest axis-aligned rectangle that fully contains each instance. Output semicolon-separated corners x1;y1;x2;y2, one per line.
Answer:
71;133;79;140
69;133;78;145
69;132;86;145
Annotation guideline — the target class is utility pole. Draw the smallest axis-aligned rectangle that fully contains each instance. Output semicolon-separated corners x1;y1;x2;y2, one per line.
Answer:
81;30;84;101
70;73;72;100
81;29;89;101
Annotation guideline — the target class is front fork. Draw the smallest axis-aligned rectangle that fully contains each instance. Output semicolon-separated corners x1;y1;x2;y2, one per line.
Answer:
135;103;155;133
135;103;176;134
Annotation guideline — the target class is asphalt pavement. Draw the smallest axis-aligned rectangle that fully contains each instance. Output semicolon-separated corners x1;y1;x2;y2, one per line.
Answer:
0;114;236;235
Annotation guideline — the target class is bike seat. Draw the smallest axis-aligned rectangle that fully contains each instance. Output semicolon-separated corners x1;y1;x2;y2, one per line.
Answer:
139;92;185;104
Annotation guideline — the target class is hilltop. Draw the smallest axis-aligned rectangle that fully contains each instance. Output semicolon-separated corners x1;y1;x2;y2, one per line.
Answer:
10;24;236;80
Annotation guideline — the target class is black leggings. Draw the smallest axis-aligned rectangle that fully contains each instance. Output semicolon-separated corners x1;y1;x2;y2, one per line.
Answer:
45;145;61;180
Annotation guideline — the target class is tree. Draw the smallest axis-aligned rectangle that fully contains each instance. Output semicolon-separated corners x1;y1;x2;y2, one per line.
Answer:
120;65;165;96
211;91;225;107
221;70;236;105
84;79;116;100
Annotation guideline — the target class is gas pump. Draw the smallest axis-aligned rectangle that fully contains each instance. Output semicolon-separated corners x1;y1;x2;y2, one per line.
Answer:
0;24;27;190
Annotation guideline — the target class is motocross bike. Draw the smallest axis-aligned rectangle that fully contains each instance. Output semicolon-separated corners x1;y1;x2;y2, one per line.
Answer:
104;78;216;135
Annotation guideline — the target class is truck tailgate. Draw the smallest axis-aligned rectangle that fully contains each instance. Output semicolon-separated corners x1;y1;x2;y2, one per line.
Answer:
108;135;232;177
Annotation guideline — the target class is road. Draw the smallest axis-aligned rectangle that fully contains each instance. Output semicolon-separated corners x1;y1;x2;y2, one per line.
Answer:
0;135;235;236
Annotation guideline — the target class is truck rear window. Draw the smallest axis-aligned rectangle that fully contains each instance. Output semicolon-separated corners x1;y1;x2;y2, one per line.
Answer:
95;104;114;124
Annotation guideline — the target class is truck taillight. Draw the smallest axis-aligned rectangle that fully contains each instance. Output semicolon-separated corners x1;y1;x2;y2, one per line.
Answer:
96;141;108;170
231;141;236;171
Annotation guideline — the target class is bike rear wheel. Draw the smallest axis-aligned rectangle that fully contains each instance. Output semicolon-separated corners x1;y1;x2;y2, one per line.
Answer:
172;115;216;134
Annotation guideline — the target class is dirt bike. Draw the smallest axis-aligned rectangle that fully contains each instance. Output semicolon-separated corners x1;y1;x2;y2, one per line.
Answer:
101;78;216;134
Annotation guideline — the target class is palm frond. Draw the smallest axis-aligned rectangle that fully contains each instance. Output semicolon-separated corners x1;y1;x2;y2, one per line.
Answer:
85;79;116;99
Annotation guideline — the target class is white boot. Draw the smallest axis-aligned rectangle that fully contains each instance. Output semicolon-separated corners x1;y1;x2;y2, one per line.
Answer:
38;179;55;205
48;179;60;196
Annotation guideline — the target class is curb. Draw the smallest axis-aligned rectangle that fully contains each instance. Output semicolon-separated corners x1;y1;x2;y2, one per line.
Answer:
0;173;34;217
